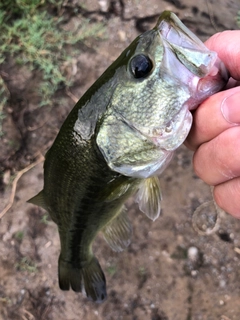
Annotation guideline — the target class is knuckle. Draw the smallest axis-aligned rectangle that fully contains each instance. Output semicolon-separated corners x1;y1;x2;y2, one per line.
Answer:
214;180;240;219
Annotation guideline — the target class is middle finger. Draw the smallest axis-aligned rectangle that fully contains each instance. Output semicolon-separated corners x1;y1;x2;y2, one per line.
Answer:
186;87;240;150
193;126;240;185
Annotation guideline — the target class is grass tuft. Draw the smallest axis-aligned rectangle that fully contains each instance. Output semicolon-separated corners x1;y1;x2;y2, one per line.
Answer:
237;11;240;27
15;256;38;273
0;0;105;131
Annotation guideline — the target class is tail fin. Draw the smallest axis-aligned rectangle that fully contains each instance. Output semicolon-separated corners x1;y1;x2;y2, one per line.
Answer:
58;255;107;302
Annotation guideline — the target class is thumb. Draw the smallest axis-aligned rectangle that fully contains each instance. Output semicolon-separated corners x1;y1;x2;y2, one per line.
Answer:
205;31;240;81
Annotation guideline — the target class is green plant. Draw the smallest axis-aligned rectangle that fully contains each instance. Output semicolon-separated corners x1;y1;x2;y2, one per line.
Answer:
106;264;117;276
15;257;38;273
14;230;24;241
0;76;9;136
138;266;146;276
0;0;105;109
237;11;240;27
41;213;50;224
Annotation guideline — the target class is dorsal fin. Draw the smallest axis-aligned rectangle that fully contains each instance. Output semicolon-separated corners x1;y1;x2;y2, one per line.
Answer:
27;190;48;211
135;176;162;221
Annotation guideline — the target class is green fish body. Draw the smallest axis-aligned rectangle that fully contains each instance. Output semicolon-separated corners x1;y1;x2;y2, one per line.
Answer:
28;11;228;302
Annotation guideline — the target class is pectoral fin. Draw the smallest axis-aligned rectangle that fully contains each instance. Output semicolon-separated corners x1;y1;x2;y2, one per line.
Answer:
103;179;132;202
135;176;162;221
102;207;132;252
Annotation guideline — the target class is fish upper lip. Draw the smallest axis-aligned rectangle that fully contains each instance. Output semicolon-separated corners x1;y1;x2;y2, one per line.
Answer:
156;11;205;50
156;11;218;78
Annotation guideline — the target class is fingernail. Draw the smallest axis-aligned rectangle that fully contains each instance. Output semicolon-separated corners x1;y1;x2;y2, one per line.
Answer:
221;91;240;125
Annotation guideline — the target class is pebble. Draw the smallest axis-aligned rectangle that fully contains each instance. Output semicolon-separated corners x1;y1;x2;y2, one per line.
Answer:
3;170;11;185
187;246;199;262
98;0;109;12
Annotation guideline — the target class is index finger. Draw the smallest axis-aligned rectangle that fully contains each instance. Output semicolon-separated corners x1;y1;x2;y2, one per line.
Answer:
185;87;240;150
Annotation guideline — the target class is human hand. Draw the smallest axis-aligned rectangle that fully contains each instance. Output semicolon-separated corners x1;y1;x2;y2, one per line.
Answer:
185;31;240;219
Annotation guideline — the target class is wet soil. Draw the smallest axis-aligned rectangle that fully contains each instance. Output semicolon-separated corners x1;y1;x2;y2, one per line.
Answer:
1;1;240;319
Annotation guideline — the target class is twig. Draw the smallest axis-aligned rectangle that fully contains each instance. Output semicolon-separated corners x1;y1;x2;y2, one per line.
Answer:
192;200;221;235
27;119;48;132
0;155;44;219
234;247;240;255
40;296;54;319
192;187;224;236
22;309;35;320
221;316;231;320
65;88;79;103
206;0;218;32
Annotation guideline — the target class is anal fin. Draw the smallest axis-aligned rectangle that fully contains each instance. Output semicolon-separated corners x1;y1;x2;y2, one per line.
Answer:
102;207;132;252
135;176;162;221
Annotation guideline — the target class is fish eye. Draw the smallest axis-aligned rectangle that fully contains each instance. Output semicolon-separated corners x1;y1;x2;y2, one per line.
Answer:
130;54;153;78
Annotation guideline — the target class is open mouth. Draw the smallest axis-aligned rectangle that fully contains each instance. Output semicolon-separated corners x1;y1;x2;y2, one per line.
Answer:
157;12;207;52
156;11;218;77
155;11;229;107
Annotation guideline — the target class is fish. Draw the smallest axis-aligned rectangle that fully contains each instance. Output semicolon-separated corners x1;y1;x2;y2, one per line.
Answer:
28;11;228;302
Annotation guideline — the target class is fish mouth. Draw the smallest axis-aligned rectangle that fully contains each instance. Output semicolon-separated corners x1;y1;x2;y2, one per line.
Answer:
155;11;229;108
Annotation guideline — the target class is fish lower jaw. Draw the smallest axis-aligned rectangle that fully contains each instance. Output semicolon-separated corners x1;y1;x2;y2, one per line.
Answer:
108;151;174;179
188;75;227;110
188;60;229;110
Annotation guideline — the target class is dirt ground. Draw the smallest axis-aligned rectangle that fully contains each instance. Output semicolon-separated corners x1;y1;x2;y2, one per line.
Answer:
1;1;240;319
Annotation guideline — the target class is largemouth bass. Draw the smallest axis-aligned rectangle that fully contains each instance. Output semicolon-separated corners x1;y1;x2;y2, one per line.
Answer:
28;11;228;302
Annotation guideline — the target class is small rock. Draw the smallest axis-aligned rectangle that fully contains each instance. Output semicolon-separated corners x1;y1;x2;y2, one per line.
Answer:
188;246;199;262
3;170;11;185
118;30;127;42
98;0;109;12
